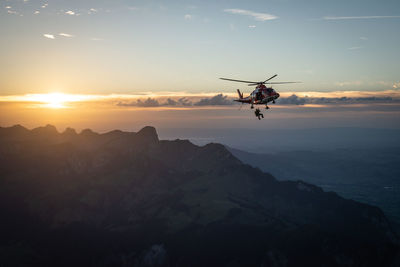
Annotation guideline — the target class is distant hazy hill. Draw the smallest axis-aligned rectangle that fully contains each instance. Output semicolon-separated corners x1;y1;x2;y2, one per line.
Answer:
158;127;400;153
228;147;400;228
0;125;399;266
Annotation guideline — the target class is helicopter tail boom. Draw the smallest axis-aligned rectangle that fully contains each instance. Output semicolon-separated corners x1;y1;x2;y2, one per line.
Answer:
237;89;243;99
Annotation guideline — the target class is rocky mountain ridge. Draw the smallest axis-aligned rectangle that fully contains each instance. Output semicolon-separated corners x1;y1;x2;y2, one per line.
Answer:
0;124;399;266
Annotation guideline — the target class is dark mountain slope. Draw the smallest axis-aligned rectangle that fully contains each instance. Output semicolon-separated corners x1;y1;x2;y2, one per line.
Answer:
228;146;400;229
0;125;399;266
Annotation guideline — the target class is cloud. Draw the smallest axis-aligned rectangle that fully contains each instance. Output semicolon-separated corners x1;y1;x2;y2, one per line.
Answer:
59;33;74;38
278;94;307;105
194;94;234;106
335;81;363;87
278;94;396;105
41;4;48;9
165;98;178;106
348;46;362;50
393;82;400;89
248;25;256;28
112;93;399;108
184;14;192;20
43;34;55;39
65;10;75;15
117;97;193;107
116;95;235;107
34;11;40;14
88;8;97;14
6;7;20;16
360;36;368;40
136;98;160;107
376;81;392;87
113;92;400;108
224;8;278;21
323;15;400;20
3;92;399;112
117;98;160;107
162;97;193;106
169;97;193;106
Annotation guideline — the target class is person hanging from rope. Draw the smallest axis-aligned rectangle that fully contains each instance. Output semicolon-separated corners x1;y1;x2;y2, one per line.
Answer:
254;108;264;120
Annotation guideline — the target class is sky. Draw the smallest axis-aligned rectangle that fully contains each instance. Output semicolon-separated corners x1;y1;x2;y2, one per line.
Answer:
1;0;400;147
1;0;400;95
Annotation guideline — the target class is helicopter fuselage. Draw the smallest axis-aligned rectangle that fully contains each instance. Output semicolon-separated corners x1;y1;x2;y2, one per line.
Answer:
220;74;298;111
251;84;280;104
235;84;280;105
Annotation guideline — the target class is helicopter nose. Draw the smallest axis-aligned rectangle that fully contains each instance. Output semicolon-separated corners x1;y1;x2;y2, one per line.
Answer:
276;93;280;98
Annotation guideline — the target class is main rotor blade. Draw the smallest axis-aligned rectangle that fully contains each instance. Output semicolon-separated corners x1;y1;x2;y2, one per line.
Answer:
264;74;278;83
265;82;302;84
220;78;260;84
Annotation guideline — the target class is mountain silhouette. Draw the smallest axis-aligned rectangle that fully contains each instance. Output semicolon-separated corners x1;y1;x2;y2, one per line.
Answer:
0;125;399;266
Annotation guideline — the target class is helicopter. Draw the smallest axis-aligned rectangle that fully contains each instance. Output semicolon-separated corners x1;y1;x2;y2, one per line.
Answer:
220;74;300;110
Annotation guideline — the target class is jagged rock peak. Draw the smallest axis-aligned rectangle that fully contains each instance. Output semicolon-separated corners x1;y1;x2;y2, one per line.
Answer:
80;128;98;137
10;124;28;131
31;124;58;135
1;124;27;132
0;124;29;137
136;126;159;143
62;127;77;136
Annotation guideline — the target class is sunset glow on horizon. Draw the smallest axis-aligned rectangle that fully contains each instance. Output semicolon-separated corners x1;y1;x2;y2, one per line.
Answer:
1;0;400;133
1;89;400;105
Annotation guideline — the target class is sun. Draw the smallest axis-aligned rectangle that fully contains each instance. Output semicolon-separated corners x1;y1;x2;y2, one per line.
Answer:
21;92;92;109
40;93;67;108
0;92;102;109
